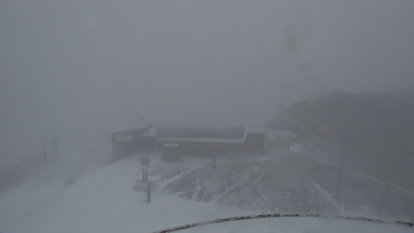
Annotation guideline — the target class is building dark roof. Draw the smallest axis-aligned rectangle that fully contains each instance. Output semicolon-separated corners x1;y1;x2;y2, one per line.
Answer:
156;125;247;143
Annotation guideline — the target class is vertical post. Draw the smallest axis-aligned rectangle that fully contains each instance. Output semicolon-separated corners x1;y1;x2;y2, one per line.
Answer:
142;165;145;182
147;183;151;203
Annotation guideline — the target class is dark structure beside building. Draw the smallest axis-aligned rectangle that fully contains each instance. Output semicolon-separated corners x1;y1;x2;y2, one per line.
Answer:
111;124;156;162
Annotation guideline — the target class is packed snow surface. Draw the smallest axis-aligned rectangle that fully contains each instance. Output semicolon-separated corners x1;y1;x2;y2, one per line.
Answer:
0;153;253;233
0;149;411;232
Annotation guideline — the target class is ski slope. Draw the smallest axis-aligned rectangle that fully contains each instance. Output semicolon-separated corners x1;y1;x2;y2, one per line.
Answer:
0;150;412;232
1;153;253;233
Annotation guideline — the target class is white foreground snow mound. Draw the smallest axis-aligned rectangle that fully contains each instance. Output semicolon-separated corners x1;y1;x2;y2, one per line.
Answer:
6;154;252;233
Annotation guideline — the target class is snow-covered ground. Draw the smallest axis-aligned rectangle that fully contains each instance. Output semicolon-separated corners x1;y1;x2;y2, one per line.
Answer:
0;152;254;233
0;148;412;232
177;217;412;233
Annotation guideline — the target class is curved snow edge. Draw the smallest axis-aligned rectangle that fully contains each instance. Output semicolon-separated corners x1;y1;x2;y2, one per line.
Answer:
153;213;414;233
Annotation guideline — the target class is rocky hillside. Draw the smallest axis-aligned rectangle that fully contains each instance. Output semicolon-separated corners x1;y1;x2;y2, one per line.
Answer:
269;91;414;192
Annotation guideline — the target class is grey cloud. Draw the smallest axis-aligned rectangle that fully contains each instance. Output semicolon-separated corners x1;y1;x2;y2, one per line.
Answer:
1;0;413;161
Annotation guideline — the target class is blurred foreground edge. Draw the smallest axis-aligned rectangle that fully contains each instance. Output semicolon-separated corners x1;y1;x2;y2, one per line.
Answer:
154;213;414;233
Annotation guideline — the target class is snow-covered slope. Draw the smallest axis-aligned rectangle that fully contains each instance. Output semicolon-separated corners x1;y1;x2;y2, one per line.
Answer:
1;150;412;232
0;152;253;233
0;146;112;231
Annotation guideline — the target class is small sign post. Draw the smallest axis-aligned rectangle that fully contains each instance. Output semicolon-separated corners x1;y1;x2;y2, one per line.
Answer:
147;183;151;203
140;157;151;182
140;157;151;203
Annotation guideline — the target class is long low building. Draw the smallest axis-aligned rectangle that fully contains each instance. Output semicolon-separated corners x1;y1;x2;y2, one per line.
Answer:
111;124;265;161
156;125;248;144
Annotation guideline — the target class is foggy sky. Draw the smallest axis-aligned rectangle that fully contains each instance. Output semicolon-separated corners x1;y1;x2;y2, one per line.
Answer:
1;0;414;161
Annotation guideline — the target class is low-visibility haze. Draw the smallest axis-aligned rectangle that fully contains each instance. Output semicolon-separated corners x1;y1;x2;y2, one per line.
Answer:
1;1;414;232
1;0;414;160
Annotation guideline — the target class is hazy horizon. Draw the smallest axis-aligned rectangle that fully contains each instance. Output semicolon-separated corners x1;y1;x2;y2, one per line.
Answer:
1;0;414;161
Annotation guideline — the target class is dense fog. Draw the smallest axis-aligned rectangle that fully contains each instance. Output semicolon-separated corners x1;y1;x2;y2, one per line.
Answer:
1;1;414;232
1;0;414;161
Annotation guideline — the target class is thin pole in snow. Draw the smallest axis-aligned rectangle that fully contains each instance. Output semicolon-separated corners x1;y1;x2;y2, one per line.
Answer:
147;183;151;203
